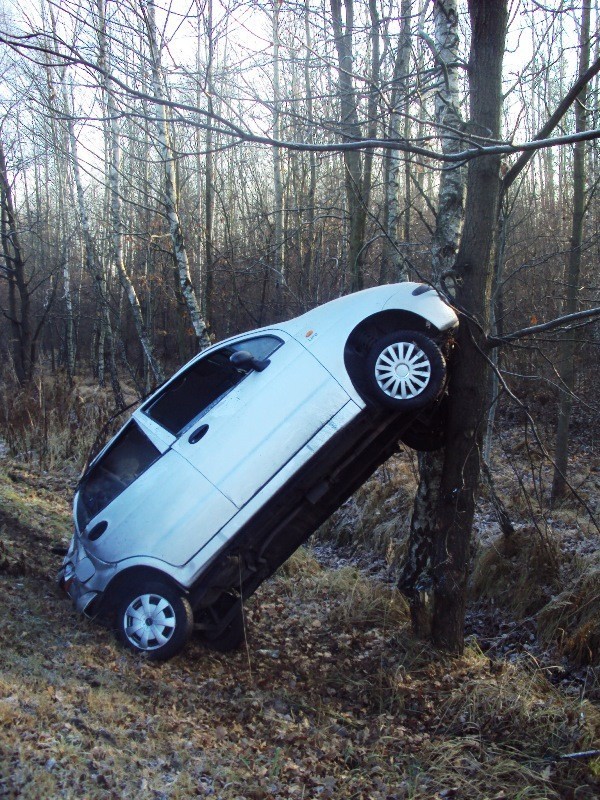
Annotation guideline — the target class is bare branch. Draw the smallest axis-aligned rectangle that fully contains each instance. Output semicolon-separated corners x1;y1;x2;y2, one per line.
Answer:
502;55;600;191
1;31;598;163
490;307;600;346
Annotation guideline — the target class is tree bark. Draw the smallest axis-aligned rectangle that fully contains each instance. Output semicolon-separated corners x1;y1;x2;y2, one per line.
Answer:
43;45;76;382
97;0;164;385
143;0;210;350
272;1;285;316
63;83;124;407
302;0;317;302
383;0;411;283
430;0;508;653
0;139;34;384
551;0;591;504
330;0;367;291
430;0;465;279
362;0;380;219
399;0;466;636
202;0;216;327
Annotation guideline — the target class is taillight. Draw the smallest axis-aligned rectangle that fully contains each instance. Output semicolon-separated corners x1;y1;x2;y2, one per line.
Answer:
61;563;75;592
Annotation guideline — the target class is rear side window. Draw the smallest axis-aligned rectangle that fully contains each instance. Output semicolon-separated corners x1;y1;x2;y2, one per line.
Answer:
143;335;283;437
77;421;160;529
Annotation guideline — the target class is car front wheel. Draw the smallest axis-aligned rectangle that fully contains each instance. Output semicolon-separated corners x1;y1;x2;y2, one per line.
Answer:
115;580;193;661
366;330;446;411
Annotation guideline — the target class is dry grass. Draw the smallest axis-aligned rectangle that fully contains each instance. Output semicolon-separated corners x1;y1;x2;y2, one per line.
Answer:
469;529;600;665
0;373;118;473
0;461;599;799
470;528;561;617
538;558;600;666
438;653;598;748
279;550;409;632
317;455;417;566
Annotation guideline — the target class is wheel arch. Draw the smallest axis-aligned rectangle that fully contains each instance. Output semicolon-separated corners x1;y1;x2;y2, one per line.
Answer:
98;565;187;618
343;310;440;398
348;309;438;348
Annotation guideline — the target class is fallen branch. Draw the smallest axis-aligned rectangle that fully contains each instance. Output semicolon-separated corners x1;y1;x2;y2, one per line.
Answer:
557;750;600;762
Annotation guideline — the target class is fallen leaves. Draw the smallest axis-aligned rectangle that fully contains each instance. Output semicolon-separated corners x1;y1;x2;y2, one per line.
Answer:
0;459;599;799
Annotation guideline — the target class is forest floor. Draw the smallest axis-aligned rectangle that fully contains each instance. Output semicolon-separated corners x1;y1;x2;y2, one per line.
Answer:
0;440;599;800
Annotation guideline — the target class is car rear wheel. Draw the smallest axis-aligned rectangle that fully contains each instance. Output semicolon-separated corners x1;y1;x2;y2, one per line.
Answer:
115;580;193;661
398;397;448;451
365;330;445;411
399;418;446;451
196;597;245;653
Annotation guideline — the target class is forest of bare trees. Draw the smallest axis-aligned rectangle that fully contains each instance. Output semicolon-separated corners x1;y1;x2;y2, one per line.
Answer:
0;0;599;653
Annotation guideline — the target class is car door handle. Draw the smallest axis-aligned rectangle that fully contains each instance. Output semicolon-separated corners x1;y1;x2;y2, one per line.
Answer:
188;424;209;444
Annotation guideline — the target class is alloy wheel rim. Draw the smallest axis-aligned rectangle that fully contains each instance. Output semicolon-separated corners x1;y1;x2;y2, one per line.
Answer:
123;593;176;651
374;341;431;400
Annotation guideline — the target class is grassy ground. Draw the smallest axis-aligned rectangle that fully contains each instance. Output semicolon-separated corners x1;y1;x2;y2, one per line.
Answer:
0;460;599;799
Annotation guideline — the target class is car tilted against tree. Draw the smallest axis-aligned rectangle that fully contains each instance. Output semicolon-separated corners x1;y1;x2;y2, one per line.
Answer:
58;282;458;660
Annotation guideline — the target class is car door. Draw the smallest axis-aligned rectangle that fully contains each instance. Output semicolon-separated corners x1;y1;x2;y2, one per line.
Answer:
76;419;239;567
145;332;350;509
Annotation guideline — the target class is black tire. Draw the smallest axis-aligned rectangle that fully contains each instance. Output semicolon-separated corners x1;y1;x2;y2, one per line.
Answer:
365;330;445;411
399;398;448;452
400;420;445;451
115;580;193;661
197;600;245;653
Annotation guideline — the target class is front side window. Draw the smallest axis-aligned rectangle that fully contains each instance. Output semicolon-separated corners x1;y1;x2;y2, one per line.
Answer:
239;335;283;361
77;421;160;529
143;335;283;437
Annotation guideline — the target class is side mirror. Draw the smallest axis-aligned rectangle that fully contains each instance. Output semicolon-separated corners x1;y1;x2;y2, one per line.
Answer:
230;350;270;372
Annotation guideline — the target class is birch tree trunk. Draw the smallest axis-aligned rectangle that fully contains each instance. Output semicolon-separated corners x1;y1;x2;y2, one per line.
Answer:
330;0;367;291
143;0;210;350
430;0;465;279
61;81;123;407
42;12;75;381
551;0;591;503
57;165;76;381
202;0;216;326
97;0;164;384
302;0;317;300
362;0;380;221
383;0;411;283
398;0;466;637
272;1;285;315
48;102;76;380
430;0;508;652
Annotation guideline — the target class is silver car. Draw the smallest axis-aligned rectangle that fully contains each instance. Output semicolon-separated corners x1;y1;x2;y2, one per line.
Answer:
59;282;458;660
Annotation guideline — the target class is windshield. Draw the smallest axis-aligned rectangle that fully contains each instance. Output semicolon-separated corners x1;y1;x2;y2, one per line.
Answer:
77;420;160;530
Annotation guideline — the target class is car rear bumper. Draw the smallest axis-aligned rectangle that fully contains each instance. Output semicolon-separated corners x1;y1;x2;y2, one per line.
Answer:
58;533;116;616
